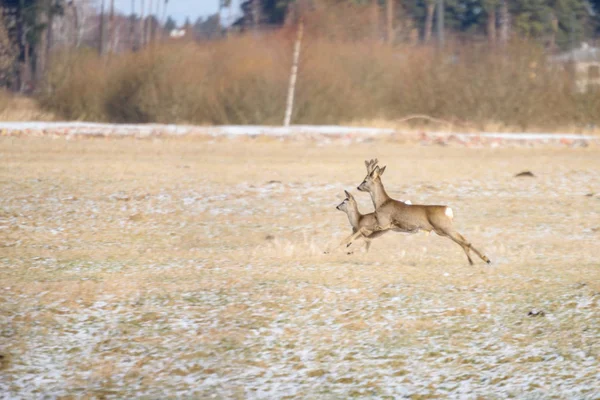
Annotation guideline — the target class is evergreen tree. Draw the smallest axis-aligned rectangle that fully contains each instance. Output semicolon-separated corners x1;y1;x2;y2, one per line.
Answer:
194;14;221;39
235;0;295;27
511;0;589;48
1;0;64;89
164;16;177;33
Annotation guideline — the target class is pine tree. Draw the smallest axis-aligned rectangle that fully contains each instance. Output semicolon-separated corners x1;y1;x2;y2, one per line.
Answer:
164;16;177;33
235;0;295;28
511;0;589;48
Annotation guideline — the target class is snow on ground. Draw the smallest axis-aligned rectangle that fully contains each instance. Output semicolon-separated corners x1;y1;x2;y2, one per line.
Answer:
0;122;598;146
0;137;599;398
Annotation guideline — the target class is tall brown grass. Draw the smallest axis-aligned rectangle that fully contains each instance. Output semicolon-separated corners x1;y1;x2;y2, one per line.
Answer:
39;33;600;130
0;88;55;121
0;89;9;112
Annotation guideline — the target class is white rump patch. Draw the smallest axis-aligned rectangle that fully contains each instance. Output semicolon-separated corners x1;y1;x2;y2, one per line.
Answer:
402;200;412;205
445;207;454;219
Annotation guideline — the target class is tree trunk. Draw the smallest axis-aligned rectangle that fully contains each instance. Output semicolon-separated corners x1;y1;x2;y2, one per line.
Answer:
46;5;54;63
130;0;136;50
284;20;303;127
139;0;145;48
146;0;153;44
487;7;496;46
499;0;509;46
155;0;160;41
73;2;81;47
99;0;105;54
227;2;233;35
436;0;444;47
252;0;261;30
372;0;379;41
109;0;115;52
22;42;31;92
386;0;394;44
35;2;49;84
424;2;435;44
34;32;46;85
549;13;558;51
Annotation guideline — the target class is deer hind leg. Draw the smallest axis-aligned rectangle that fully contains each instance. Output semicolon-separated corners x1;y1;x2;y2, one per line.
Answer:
443;231;474;265
434;228;473;265
441;230;490;265
453;231;490;264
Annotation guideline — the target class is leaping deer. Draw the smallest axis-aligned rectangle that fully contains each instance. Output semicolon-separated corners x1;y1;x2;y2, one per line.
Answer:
336;190;388;253
338;160;491;265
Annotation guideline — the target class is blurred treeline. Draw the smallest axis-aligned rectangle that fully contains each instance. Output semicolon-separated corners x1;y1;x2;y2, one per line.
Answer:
1;0;600;128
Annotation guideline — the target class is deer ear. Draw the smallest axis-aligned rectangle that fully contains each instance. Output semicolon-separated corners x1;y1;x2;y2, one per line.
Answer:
364;160;370;169
379;166;386;176
344;190;353;199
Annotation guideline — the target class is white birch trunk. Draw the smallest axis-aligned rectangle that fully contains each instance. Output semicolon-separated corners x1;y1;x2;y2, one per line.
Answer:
283;20;304;127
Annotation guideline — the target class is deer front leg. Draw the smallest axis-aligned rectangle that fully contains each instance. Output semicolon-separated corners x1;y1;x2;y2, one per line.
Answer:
346;223;397;248
336;227;375;252
324;229;370;254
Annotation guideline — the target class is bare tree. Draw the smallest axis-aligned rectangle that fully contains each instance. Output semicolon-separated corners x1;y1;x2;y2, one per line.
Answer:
130;0;136;50
99;0;105;54
487;7;497;45
146;0;153;44
484;0;498;46
50;1;79;48
72;0;100;48
109;0;115;52
424;0;435;43
386;0;394;44
252;0;260;30
436;0;444;47
499;0;509;46
139;0;145;47
371;0;379;41
0;14;18;87
284;18;304;126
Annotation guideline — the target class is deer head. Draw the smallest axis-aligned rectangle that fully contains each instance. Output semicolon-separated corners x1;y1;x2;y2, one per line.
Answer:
336;190;356;212
357;165;386;193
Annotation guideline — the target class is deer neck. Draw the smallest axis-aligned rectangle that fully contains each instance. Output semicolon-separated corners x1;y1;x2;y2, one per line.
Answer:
370;179;391;209
345;204;362;230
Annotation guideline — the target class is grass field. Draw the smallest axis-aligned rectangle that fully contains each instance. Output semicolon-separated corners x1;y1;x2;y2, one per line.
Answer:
1;136;599;398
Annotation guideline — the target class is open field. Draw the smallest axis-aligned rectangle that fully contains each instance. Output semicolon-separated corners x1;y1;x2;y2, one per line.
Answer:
0;136;599;398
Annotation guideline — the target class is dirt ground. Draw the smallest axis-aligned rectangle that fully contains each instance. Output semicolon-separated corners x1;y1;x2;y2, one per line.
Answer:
1;136;599;399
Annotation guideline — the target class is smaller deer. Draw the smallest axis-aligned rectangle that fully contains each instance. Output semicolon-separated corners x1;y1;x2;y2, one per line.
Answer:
336;190;387;253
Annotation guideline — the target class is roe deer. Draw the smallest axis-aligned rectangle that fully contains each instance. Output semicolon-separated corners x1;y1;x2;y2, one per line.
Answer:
336;190;388;253
340;162;491;265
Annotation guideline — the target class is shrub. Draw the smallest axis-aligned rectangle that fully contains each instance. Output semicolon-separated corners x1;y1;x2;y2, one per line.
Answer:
39;34;600;130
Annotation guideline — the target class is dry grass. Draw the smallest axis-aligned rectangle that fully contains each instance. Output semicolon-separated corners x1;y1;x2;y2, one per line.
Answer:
38;35;600;130
0;90;55;121
348;117;600;135
0;136;599;398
